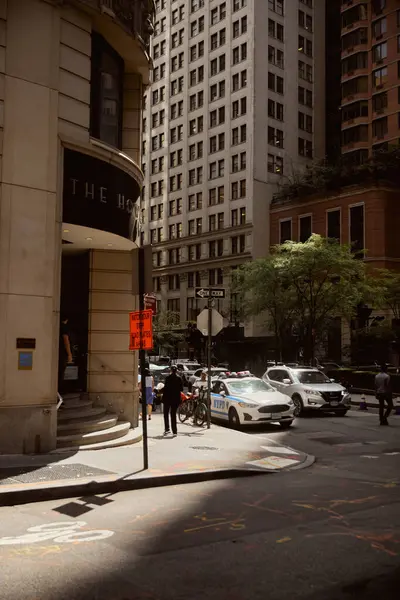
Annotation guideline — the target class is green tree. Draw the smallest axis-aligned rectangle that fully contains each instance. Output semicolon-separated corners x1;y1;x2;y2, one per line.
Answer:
152;311;184;355
233;256;297;362
380;270;400;320
234;235;377;363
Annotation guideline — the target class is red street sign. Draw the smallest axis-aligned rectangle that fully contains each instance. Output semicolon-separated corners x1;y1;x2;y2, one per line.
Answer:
129;309;153;350
144;294;157;315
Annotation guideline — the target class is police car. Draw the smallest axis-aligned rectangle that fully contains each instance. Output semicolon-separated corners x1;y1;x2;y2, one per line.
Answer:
211;376;295;428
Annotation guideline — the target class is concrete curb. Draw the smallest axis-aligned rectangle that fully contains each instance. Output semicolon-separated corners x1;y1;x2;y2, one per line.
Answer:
0;452;314;507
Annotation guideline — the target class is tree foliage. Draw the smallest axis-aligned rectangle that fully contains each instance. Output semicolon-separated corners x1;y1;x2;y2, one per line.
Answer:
152;311;184;353
273;146;400;204
379;270;400;320
234;235;378;362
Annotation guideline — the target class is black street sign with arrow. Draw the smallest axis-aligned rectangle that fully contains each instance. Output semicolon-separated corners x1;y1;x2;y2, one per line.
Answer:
195;287;226;299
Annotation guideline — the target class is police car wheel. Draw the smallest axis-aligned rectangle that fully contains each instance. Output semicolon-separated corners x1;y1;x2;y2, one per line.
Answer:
279;420;293;429
228;407;241;429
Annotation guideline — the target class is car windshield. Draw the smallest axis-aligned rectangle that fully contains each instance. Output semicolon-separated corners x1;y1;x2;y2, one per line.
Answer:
227;379;274;394
295;370;330;384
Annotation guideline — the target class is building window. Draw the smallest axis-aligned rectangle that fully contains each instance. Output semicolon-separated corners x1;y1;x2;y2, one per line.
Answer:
349;204;364;258
298;137;313;158
90;32;124;149
231;234;246;254
327;209;340;241
267;153;283;174
299;215;312;243
372;17;387;38
280;219;291;244
373;66;388;88
167;298;180;311
372;116;388;138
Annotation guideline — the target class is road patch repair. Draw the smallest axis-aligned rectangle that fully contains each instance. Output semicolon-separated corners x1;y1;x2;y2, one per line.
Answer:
0;415;313;506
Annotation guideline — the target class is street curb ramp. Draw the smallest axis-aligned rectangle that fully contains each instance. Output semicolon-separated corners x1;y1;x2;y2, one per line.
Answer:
0;453;315;507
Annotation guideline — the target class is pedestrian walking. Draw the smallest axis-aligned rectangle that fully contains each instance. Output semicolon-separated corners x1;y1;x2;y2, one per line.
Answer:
375;363;393;426
139;367;154;421
58;314;73;395
162;365;183;436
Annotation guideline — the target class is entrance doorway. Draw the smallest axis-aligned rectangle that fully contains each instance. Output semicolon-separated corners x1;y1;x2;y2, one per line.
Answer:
60;250;90;393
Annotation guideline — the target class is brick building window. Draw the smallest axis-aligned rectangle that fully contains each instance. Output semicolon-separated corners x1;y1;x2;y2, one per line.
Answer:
299;215;312;243
280;219;291;244
327;209;341;242
349;204;365;258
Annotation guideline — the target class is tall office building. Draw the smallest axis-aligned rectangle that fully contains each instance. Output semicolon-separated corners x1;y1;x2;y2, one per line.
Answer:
341;0;400;161
142;0;326;338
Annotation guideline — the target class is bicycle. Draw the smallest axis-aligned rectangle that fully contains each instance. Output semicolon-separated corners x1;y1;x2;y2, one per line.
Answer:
178;389;208;427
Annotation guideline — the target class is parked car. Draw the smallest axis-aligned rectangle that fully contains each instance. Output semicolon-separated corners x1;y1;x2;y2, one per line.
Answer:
211;377;295;428
173;362;202;386
189;367;228;389
263;366;351;417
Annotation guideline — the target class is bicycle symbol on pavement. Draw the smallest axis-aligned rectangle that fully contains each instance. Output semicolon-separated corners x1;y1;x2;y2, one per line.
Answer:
0;521;114;546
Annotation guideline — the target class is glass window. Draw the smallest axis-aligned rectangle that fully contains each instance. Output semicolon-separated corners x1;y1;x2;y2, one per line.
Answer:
299;215;312;242
327;209;340;241
349;204;365;258
90;33;124;149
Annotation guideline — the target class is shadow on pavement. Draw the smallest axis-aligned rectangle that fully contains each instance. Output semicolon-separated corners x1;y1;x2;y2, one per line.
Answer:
32;422;400;600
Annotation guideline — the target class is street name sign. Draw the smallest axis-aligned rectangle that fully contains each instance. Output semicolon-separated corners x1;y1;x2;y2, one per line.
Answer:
195;287;226;299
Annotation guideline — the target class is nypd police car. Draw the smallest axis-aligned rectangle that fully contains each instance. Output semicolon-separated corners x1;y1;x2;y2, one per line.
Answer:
211;377;295;428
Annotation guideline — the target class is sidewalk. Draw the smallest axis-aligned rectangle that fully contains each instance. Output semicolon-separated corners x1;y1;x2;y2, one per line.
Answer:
0;413;313;506
350;393;400;411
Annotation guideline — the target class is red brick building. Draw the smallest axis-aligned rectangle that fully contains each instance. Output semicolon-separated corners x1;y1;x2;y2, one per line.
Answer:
341;0;400;161
270;183;400;271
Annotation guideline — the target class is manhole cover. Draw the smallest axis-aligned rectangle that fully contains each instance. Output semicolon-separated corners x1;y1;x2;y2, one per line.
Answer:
190;446;218;451
313;437;358;446
0;463;114;485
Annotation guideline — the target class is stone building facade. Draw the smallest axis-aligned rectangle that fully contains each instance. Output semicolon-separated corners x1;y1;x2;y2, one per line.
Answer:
0;0;153;453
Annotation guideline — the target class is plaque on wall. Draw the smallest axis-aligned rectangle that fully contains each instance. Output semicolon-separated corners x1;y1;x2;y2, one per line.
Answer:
63;148;141;241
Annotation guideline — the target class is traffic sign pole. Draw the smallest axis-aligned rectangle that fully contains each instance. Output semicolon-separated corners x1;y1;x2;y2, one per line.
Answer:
207;297;212;430
138;247;149;470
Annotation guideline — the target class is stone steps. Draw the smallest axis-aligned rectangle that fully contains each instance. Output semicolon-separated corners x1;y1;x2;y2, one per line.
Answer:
57;414;118;435
61;398;93;410
57;421;132;448
58;406;107;422
53;428;142;453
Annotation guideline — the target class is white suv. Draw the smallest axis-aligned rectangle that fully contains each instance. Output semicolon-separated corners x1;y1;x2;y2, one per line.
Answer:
263;366;351;417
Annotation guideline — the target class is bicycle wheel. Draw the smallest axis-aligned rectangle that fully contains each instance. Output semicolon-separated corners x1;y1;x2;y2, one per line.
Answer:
194;402;208;427
178;402;190;423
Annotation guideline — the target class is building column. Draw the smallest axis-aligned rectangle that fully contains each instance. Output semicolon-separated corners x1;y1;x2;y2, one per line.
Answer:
0;0;60;453
87;250;139;426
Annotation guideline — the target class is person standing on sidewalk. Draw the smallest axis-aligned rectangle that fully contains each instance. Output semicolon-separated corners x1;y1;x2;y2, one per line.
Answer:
375;364;393;426
58;314;73;395
162;365;183;437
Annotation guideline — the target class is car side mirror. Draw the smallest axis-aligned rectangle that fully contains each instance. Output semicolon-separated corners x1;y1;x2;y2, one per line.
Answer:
330;378;335;383
282;378;291;385
220;390;226;397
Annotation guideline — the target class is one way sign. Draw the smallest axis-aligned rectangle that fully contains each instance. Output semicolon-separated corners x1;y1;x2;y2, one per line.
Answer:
195;287;226;299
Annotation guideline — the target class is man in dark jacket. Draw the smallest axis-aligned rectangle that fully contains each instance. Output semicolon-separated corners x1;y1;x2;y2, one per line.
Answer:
375;363;393;425
162;365;183;436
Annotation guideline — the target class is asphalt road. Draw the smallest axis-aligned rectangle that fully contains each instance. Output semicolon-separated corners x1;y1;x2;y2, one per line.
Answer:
1;410;400;600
